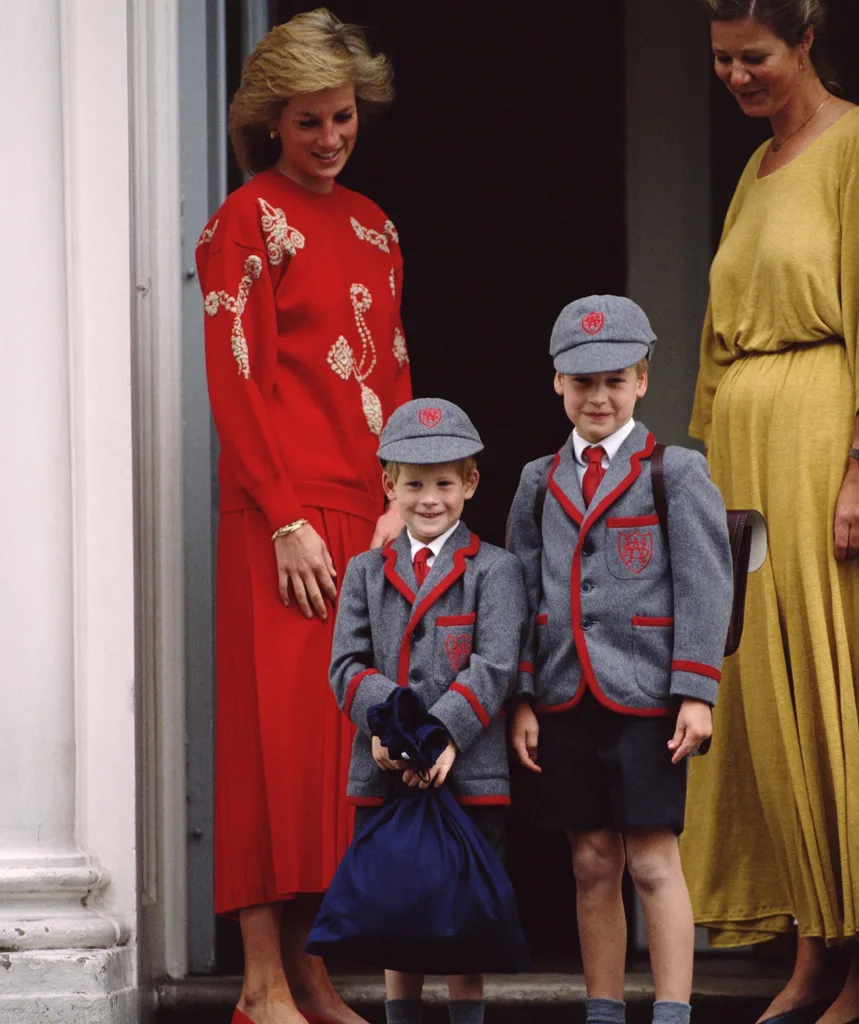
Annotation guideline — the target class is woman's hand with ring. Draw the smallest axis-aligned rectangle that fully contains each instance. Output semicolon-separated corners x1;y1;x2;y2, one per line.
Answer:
273;523;338;619
834;459;859;561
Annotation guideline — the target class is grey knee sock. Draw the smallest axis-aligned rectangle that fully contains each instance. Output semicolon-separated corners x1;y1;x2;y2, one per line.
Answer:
386;998;423;1024
653;1001;691;1024
586;997;626;1024
448;1000;484;1024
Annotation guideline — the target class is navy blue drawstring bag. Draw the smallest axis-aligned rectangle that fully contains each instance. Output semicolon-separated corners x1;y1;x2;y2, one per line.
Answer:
306;689;530;975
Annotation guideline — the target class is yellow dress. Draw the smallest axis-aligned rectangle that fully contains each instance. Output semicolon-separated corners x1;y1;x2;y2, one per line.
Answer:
681;107;859;947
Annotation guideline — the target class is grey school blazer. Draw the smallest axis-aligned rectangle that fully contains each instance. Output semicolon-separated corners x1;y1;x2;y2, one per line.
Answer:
506;422;732;715
329;521;528;804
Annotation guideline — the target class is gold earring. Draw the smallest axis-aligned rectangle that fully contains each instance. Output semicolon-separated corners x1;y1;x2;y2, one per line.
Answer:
269;129;278;139
799;57;806;71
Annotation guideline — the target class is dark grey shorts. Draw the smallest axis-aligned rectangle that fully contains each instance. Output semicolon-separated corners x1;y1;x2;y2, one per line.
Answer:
530;691;687;834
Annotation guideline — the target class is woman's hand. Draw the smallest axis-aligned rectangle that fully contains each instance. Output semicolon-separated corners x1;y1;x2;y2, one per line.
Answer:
369;500;405;550
403;738;457;789
372;735;407;772
834;460;859;561
668;698;713;763
511;700;542;773
273;523;337;620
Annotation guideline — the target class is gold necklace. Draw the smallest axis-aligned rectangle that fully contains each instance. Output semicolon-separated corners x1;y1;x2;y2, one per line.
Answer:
771;94;832;152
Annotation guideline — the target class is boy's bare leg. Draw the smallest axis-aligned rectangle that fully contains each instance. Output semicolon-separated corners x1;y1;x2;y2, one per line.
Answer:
569;830;628;1000
384;971;424;1024
624;829;693;1003
447;975;485;1023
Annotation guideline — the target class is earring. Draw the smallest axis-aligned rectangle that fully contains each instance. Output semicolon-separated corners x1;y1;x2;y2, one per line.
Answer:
269;129;278;139
799;57;806;71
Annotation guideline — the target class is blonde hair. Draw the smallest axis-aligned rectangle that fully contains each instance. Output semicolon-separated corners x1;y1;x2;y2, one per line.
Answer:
633;356;650;378
228;8;394;175
384;458;479;484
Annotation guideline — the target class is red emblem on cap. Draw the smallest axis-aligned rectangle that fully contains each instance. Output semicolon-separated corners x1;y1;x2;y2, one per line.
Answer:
419;407;442;428
581;311;605;335
618;530;653;574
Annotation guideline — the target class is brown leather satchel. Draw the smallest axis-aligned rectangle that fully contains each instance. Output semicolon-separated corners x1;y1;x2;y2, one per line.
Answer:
650;443;756;657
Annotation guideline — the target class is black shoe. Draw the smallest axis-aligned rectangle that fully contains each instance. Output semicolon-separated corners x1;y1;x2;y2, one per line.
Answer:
760;998;834;1024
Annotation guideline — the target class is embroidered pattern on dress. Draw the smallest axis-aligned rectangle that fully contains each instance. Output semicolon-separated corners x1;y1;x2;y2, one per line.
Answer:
389;267;396;299
196;219;219;248
203;255;263;379
393;327;408;367
350;216;390;253
384;220;399;244
258;198;305;265
327;283;384;435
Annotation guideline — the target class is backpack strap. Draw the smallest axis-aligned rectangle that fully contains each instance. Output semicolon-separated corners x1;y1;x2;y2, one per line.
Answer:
650;442;669;543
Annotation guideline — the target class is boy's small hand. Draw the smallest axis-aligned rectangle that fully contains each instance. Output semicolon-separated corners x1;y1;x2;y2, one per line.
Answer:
668;698;713;763
403;738;457;789
372;735;408;772
511;700;542;774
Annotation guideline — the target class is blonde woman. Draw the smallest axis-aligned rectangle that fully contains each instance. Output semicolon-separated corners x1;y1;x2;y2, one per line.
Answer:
683;2;859;1023
196;10;411;1024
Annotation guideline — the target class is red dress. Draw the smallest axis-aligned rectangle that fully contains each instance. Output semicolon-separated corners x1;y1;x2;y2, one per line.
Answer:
196;168;411;913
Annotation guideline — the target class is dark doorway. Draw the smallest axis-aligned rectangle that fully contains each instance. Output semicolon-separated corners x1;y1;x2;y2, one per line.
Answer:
215;2;627;973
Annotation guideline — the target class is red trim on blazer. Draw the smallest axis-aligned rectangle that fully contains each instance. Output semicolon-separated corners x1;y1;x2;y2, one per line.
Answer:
382;541;416;604
450;682;491;728
548;453;584;526
344;667;380;717
551;432;671;718
633;616;675;627
436;613;476;626
347;796;385;806
672;659;722;683
607;514;660;528
395;533;482;688
535;613;548;625
458;794;511;807
518;661;534;674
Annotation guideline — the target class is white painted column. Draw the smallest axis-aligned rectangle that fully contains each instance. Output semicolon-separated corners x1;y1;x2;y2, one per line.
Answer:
0;0;139;1018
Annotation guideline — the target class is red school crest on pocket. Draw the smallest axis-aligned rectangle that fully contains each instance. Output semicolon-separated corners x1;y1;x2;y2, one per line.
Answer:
419;407;442;428
618;530;653;574
446;634;472;671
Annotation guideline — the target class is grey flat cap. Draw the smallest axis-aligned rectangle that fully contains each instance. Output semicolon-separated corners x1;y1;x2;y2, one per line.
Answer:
377;398;484;464
550;295;656;374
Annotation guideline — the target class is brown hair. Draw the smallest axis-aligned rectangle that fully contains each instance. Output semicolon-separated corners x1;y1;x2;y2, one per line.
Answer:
384;458;479;484
699;0;835;81
228;8;394;175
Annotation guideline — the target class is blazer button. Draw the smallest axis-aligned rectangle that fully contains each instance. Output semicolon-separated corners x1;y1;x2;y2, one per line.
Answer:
410;669;423;683
412;623;424;641
581;581;594;593
580;618;594;631
581;541;594;556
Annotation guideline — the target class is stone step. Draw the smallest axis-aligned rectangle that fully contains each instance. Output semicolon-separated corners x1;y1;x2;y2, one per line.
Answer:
155;971;779;1023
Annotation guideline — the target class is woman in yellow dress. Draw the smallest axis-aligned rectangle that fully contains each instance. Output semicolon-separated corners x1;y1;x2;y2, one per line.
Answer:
683;2;859;1023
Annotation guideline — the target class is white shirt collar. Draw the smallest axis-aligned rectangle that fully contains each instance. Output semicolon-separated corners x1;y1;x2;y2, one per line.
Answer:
407;521;460;563
572;418;637;467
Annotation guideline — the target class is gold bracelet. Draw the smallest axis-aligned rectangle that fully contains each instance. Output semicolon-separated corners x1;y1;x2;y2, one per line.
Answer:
272;518;309;542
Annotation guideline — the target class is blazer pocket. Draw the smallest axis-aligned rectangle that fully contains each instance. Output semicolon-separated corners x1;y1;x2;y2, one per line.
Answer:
434;613;476;683
605;516;664;580
348;733;379;782
453;717;507;781
633;616;674;699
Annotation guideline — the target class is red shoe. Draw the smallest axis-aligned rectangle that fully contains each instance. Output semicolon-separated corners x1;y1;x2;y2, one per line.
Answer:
231;1010;254;1024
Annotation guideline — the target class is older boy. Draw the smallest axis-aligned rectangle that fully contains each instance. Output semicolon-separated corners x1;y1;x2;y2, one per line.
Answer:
507;296;733;1024
330;397;527;1024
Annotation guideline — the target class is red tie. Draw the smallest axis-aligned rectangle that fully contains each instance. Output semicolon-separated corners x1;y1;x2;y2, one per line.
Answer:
413;547;432;587
582;446;606;506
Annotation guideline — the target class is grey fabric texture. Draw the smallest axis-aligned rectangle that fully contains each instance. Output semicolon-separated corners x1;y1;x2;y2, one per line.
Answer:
330;521;528;801
377;397;484;464
550;294;656;375
386;998;423;1024
652;1000;692;1024
586;997;627;1023
448;1000;485;1024
506;422;733;712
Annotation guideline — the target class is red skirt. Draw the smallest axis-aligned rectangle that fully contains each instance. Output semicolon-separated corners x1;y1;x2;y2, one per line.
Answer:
213;506;375;915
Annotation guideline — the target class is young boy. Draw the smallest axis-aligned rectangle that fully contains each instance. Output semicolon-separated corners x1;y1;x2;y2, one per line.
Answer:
329;397;527;1024
507;296;733;1024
